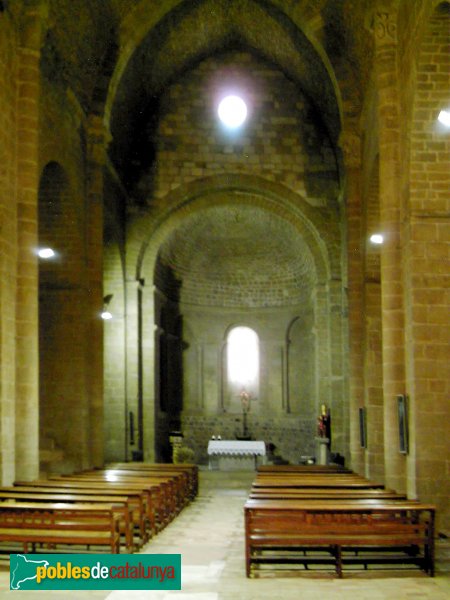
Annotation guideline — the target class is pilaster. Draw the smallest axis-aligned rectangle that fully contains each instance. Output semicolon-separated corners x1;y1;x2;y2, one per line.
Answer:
15;2;47;481
372;5;406;493
85;114;109;467
339;129;364;474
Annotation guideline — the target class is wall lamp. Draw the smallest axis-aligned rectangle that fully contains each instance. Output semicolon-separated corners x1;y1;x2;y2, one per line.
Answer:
101;294;114;320
437;110;450;127
369;234;384;245
37;247;56;259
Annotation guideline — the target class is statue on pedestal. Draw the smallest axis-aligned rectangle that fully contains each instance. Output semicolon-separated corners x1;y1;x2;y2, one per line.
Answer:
316;404;331;465
317;404;331;443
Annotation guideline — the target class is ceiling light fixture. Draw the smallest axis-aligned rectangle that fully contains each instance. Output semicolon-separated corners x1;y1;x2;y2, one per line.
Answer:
101;294;114;320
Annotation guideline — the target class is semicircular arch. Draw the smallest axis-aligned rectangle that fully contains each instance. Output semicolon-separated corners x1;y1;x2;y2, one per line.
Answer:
130;174;338;291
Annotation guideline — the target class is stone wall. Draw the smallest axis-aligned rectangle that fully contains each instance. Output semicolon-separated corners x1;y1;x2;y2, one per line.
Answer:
405;2;450;529
35;21;106;471
181;414;316;466
0;7;19;483
138;50;338;208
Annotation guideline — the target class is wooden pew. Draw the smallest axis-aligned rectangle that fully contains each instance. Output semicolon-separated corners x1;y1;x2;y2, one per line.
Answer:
249;488;407;501
0;501;121;554
244;498;435;578
258;465;351;474
251;477;385;489
102;467;193;507
107;463;199;498
94;469;188;513
0;489;134;551
49;474;173;530
14;480;153;542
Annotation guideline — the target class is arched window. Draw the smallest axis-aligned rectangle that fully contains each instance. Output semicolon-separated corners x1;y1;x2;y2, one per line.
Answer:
227;326;259;398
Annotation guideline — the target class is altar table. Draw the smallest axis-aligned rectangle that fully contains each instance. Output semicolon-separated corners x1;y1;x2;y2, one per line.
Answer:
207;440;266;470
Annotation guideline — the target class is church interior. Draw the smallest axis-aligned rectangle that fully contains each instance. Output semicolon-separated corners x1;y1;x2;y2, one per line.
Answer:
0;0;449;590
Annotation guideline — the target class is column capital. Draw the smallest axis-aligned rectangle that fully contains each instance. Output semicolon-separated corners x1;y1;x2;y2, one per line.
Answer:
86;114;111;173
369;4;398;47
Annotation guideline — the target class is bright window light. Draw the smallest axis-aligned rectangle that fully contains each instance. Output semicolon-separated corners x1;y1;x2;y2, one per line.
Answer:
370;234;384;245
38;247;55;259
227;326;259;386
437;110;450;127
218;95;247;128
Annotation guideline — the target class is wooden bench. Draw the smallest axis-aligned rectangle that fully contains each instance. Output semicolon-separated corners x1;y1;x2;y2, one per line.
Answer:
93;469;188;514
0;502;121;554
249;488;407;501
48;474;172;530
0;490;134;551
251;477;385;489
244;498;435;578
258;465;351;474
14;481;151;545
43;477;160;532
107;462;199;499
102;468;192;509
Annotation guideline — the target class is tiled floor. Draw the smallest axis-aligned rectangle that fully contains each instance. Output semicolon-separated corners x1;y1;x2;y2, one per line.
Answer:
0;470;448;599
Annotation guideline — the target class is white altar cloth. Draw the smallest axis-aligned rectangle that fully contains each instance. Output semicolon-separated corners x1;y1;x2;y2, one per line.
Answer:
207;440;266;470
207;440;266;456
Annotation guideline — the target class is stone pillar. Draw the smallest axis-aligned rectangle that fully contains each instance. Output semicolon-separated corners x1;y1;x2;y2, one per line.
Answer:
141;282;156;462
85;114;109;467
15;4;47;481
373;7;406;493
125;279;140;461
340;130;364;474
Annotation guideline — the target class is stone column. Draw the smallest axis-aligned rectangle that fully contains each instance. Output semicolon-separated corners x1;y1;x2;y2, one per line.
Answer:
15;4;47;481
141;282;156;462
340;130;364;474
124;278;140;461
373;7;406;493
85;114;109;467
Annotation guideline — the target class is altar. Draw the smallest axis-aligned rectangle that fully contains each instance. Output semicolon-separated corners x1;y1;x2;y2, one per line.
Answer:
207;440;266;470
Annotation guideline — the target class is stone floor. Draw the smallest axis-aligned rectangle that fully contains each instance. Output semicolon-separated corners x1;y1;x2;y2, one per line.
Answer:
0;470;449;599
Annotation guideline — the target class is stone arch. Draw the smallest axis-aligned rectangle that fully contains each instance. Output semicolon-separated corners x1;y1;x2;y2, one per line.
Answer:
134;174;334;285
285;314;316;417
130;175;343;462
105;0;342;156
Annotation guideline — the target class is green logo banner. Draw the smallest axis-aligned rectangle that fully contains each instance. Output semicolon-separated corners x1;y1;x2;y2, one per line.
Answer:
10;554;181;590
